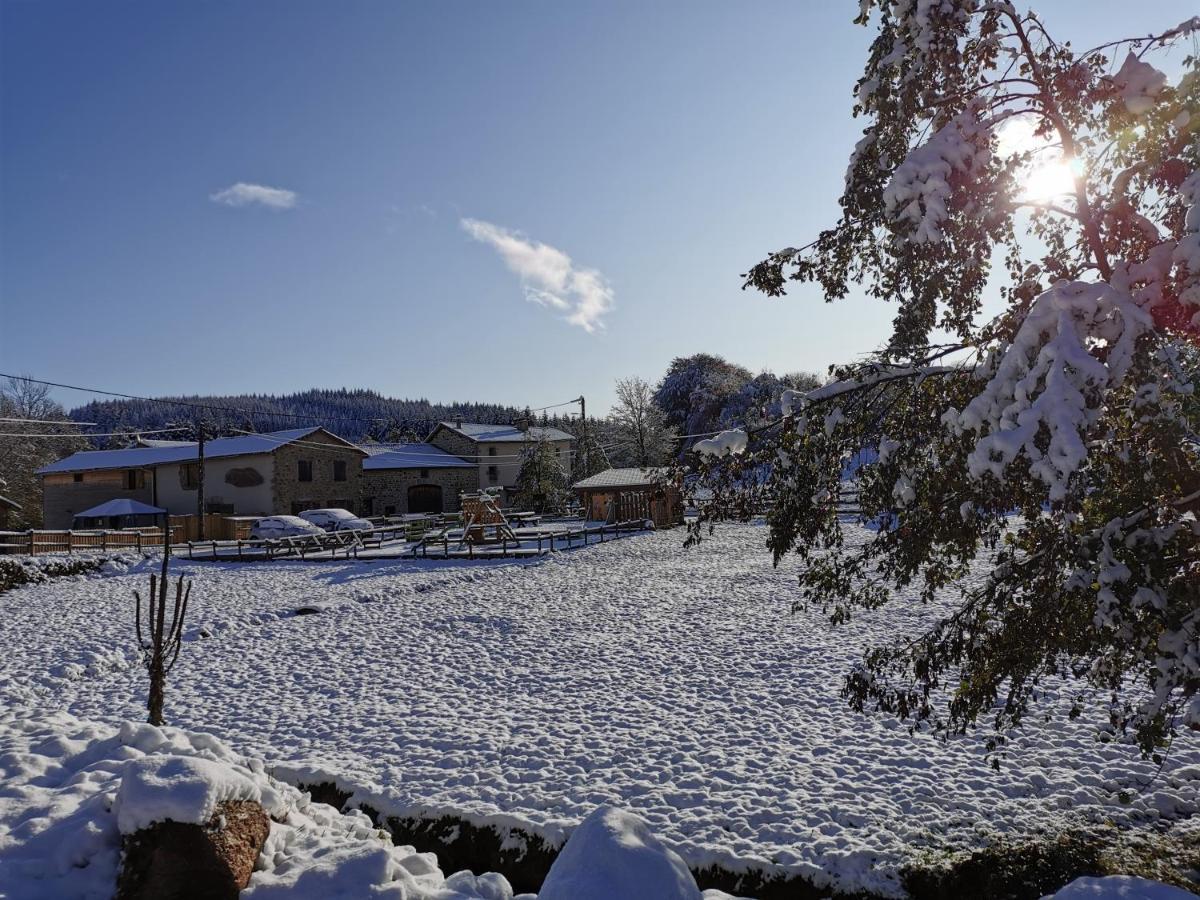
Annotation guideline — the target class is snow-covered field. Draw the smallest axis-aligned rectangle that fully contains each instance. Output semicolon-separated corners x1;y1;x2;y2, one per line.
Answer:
1;523;1197;896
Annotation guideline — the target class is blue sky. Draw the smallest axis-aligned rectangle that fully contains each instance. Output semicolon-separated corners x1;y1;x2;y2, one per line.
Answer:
1;1;1193;414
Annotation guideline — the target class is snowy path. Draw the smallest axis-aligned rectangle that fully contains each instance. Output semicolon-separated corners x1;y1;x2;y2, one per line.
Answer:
0;523;1196;896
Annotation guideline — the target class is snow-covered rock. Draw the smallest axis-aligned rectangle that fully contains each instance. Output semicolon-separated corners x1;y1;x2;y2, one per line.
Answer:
1045;875;1200;899
0;711;514;900
538;806;700;900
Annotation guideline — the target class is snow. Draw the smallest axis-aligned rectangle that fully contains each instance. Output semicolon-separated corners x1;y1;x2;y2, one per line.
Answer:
694;429;748;457
1175;169;1200;324
0;710;516;900
954;279;1152;500
882;110;991;243
0;525;1197;897
539;806;699;900
1045;875;1200;899
37;427;331;475
116;751;271;833
1112;53;1167;115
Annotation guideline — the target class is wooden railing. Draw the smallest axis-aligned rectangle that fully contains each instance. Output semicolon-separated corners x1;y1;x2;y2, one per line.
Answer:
0;527;182;556
411;519;652;559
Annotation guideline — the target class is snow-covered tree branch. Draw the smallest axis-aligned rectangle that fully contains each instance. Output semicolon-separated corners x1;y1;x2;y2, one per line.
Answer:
710;4;1200;758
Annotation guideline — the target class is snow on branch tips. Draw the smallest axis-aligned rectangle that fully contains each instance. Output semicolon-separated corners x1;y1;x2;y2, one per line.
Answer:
1112;52;1168;115
1174;170;1200;325
883;110;991;244
952;280;1153;500
694;429;749;458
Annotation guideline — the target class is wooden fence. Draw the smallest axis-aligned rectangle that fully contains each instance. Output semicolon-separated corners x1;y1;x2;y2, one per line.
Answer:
0;527;183;556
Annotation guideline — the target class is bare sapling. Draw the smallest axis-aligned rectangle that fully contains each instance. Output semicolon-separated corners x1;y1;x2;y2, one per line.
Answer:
134;527;190;726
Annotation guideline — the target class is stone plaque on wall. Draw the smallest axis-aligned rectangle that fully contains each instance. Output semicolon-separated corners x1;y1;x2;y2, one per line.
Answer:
225;467;265;488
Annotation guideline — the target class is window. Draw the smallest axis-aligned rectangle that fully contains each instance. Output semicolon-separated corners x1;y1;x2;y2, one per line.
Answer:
384;505;396;516
126;470;139;490
488;447;497;456
419;468;429;478
487;465;499;484
73;473;83;483
181;464;199;490
333;460;347;482
298;460;313;482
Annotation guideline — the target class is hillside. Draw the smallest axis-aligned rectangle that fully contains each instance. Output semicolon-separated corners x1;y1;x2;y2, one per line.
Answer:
68;388;570;445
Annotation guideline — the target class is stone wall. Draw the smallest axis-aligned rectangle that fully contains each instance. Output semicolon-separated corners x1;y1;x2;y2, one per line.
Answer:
427;427;477;461
362;466;477;516
41;471;154;530
271;432;366;516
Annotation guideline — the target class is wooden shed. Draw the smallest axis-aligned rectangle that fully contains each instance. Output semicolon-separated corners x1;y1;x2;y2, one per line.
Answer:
573;468;682;528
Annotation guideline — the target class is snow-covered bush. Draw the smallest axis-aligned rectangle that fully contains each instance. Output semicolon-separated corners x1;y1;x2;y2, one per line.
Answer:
702;5;1200;757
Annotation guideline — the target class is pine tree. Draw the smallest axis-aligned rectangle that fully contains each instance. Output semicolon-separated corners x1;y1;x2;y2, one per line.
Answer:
697;7;1200;757
569;420;610;483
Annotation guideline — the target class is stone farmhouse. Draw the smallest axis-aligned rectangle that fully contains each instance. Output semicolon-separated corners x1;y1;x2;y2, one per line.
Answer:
38;428;367;529
360;442;477;516
426;421;575;499
37;421;577;526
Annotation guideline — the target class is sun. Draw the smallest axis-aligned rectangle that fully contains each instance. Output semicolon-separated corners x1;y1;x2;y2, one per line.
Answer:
996;117;1081;205
1019;157;1081;204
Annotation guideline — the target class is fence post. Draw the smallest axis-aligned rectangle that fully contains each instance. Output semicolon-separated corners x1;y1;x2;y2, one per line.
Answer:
136;532;142;553
237;541;243;561
67;531;74;555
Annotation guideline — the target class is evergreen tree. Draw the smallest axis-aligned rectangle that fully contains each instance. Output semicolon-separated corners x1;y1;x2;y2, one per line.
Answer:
514;438;568;512
697;7;1200;758
569;419;611;483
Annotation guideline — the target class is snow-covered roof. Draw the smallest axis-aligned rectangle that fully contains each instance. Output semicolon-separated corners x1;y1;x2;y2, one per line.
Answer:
435;421;575;443
361;443;474;470
135;438;194;448
573;467;670;490
38;427;360;475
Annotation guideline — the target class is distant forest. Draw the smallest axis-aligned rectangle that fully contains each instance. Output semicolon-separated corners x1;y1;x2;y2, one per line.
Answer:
69;389;578;446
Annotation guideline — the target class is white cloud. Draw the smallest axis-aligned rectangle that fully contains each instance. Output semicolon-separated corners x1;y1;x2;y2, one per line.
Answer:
461;218;613;333
210;182;298;210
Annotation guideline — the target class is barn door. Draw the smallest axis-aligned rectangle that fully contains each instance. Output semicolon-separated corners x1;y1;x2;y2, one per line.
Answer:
407;484;444;514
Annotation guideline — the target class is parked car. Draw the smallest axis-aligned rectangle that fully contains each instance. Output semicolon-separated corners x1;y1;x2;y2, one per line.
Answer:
250;515;326;541
298;508;373;533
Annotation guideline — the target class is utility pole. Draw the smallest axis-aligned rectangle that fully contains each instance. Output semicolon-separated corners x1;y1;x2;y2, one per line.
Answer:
196;418;206;541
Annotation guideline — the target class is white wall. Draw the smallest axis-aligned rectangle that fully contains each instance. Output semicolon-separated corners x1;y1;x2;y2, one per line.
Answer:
477;440;573;490
154;455;276;516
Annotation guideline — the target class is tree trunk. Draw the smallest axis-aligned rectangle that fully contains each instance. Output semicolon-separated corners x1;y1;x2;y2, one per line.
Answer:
148;657;165;726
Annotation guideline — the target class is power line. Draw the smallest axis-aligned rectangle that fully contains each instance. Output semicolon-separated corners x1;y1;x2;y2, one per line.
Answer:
229;428;610;462
0;417;98;426
1;428;191;440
